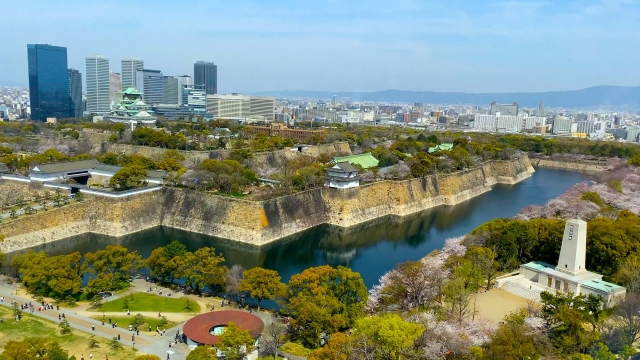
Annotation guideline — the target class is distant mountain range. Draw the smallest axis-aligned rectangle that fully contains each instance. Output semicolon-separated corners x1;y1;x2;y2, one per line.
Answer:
253;85;640;108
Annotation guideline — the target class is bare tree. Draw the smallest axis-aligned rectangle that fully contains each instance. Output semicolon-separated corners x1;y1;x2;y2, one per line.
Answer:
225;264;244;302
261;321;288;360
615;293;640;344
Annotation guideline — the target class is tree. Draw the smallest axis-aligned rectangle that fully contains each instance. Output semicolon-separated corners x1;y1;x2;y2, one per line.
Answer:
442;275;477;323
484;322;542;360
84;245;143;292
134;356;161;360
12;302;22;318
132;313;146;328
146;241;186;283
225;264;244;300
2;338;73;360
261;322;288;360
179;247;227;292
367;258;448;313
351;314;424;360
615;255;640;294
90;296;103;309
109;165;148;190
216;322;255;360
16;251;83;299
284;265;367;348
239;267;285;310
590;343;616;360
465;246;500;290
108;337;123;352
59;319;72;334
614;293;640;345
186;346;215;360
88;335;100;349
308;332;349;360
0;250;6;273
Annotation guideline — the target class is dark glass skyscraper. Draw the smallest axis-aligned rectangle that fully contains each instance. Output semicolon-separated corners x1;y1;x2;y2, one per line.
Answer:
68;69;83;118
194;61;217;95
27;44;70;121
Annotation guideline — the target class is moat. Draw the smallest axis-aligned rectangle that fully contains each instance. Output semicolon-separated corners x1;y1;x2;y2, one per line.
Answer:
26;168;588;288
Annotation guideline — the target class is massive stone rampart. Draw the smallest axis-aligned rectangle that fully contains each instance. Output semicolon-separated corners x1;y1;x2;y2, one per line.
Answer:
0;155;534;252
531;158;607;172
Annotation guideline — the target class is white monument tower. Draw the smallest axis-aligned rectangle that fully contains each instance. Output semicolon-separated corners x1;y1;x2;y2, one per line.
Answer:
556;216;588;276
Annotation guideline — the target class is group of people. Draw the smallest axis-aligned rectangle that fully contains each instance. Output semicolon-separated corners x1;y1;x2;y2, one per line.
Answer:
168;330;182;348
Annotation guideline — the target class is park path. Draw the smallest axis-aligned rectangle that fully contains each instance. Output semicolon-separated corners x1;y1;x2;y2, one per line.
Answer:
0;287;156;347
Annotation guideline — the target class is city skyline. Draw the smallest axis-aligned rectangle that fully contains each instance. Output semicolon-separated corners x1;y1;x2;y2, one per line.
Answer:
3;0;640;94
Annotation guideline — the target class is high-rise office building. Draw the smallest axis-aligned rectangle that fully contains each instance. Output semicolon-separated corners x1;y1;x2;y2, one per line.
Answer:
163;76;180;104
135;69;164;105
109;72;122;107
177;75;193;105
67;69;83;118
27;44;70;121
85;55;110;114
121;57;143;90
194;61;217;95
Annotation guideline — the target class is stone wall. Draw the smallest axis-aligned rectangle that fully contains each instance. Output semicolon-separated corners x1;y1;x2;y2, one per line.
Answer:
0;181;55;207
0;155;534;251
0;193;162;252
532;159;606;172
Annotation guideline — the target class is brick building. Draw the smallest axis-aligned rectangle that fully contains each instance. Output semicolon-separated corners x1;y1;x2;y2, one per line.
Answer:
243;123;326;142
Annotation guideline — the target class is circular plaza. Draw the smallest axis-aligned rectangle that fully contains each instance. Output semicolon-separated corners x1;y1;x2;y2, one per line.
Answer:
183;310;265;346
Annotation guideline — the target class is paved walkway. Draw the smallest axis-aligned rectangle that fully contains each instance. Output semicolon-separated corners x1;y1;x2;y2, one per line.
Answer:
0;289;156;347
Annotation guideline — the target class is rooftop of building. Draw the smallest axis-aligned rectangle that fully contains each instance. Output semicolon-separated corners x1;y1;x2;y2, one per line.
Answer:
521;261;603;284
331;161;359;172
581;279;626;294
123;88;143;96
428;143;454;153
31;159;100;174
333;152;379;169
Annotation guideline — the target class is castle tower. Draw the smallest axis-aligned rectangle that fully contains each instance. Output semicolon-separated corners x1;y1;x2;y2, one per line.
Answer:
556;217;588;276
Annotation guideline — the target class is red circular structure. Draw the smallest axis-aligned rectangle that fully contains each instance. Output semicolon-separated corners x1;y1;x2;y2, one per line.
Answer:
183;310;265;346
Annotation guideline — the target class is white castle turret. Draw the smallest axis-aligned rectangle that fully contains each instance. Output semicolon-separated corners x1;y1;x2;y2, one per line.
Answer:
556;216;588;276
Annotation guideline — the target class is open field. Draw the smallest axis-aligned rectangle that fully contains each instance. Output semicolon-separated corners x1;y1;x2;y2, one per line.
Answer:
474;288;533;324
90;315;178;333
0;306;140;360
92;293;199;313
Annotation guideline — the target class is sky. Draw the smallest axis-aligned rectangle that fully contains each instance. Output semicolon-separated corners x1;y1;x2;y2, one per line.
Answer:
3;0;640;93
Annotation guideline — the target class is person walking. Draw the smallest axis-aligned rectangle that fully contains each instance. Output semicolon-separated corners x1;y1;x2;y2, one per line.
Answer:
92;324;95;331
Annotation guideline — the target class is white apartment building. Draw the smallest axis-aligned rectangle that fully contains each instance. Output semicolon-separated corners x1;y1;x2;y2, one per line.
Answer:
473;114;497;131
496;115;523;133
523;116;546;130
553;117;574;134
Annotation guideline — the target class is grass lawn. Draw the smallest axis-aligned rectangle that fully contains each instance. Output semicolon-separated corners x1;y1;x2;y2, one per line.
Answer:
94;293;199;313
280;342;312;357
0;306;139;360
90;315;177;332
